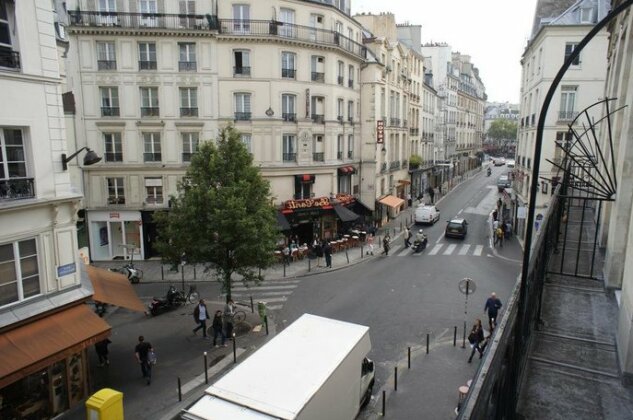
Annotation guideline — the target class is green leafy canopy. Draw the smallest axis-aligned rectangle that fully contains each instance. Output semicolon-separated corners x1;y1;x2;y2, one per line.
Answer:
154;126;278;299
487;119;517;141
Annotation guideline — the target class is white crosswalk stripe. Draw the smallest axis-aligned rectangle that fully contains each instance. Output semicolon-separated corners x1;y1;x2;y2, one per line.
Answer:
230;280;299;312
428;244;443;255
458;244;471;255
397;247;412;257
443;244;456;255
232;284;297;292
473;245;483;256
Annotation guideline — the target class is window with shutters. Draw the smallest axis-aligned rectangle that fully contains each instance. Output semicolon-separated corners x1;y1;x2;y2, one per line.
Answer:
234;93;251;120
0;238;40;307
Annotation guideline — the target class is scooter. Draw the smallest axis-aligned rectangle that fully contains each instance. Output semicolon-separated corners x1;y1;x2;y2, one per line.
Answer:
487;168;492;177
109;263;143;283
147;285;185;316
413;236;428;253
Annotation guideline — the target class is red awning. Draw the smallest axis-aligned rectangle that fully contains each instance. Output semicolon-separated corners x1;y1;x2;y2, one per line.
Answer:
338;166;356;175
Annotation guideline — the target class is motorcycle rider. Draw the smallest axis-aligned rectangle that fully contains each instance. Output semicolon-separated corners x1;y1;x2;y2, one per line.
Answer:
487;167;492;176
414;229;428;252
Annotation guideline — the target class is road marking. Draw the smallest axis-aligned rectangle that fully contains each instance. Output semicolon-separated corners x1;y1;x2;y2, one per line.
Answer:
435;236;443;244
266;304;283;310
232;291;290;297
396;247;411;257
428;244;442;255
458;244;471;255
254;296;287;303
457;208;464;215
232;284;297;292
473;245;483;256
443;244;456;255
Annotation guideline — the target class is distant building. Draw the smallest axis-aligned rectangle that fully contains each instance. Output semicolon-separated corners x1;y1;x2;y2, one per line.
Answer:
484;101;520;133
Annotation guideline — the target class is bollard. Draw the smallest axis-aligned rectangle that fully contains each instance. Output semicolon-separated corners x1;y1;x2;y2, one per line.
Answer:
181;269;185;292
265;315;269;335
462;322;466;349
233;333;237;363
161;264;164;281
382;390;386;416
426;333;430;354
361;244;364;259
178;377;182;402
283;262;286;278
204;352;208;384
394;366;398;391
454;326;457;347
194;265;197;280
308;257;311;272
408;346;411;369
345;250;349;264
250;296;254;313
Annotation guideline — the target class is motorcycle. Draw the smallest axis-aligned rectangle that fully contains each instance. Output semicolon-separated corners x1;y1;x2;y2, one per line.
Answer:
109;263;143;284
487;168;492;177
413;235;428;253
148;285;185;316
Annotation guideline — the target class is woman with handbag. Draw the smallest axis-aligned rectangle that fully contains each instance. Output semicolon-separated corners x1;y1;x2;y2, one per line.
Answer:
467;319;485;363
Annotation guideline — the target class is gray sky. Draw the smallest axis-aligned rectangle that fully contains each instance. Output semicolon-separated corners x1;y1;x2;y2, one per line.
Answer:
352;0;538;104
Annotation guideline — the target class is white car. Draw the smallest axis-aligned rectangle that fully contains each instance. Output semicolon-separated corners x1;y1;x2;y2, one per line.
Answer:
415;205;440;225
506;160;515;168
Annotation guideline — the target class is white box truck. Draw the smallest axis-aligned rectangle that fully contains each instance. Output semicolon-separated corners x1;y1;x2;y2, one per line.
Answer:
182;314;375;420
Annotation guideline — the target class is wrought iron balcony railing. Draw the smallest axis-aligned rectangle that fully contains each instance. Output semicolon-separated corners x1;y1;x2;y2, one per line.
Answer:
282;113;296;122
390;160;401;170
104;152;123;162
380;162;387;173
311;114;325;124
97;60;116;70
101;107;120;117
337;76;344;85
390;118;400;127
348;117;353;123
311;72;325;82
68;10;220;31
144;153;162;162
282;153;296;162
337;151;343;160
180;107;198;117
337;116;344;124
347;151;354;159
0;49;21;70
234;112;251;121
234;66;251;76
348;79;354;88
410;128;419;136
139;60;157;70
107;197;125;205
141;107;159;117
182;152;194;162
558;111;578;122
0;178;35;200
178;61;197;71
313;152;324;162
282;68;296;78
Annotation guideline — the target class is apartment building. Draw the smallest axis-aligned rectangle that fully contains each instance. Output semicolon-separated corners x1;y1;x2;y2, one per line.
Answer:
0;0;112;417
65;0;368;257
515;0;608;237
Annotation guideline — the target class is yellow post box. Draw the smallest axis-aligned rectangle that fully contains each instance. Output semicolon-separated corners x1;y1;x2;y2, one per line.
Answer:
85;388;124;420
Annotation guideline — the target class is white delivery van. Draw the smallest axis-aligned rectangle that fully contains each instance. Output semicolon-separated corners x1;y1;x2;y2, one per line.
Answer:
415;205;440;225
182;314;375;420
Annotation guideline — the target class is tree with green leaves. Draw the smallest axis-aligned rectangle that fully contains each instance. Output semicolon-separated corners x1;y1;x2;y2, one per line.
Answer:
154;126;278;301
487;119;518;142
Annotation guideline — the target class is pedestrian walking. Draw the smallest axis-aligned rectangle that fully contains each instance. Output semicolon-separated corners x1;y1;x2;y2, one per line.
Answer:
484;292;503;331
404;226;412;248
382;234;391;255
315;239;324;267
192;299;210;338
366;234;375;256
427;186;435;204
212;310;227;348
492;209;498;221
95;338;111;367
497;198;502;210
467;319;485;363
323;241;333;268
224;299;237;340
134;336;154;385
495;225;504;247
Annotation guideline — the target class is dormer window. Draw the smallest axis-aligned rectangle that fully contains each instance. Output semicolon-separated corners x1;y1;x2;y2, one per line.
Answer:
580;7;594;23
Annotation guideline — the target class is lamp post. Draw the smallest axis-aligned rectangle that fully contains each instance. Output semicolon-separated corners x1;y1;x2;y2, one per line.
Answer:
62;147;102;170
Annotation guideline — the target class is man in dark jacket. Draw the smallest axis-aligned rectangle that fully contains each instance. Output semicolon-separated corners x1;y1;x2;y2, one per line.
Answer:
484;292;503;331
192;299;210;338
323;241;333;268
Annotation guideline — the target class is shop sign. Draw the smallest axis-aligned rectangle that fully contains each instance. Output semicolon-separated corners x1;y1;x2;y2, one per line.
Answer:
57;262;77;277
284;196;331;210
376;120;384;144
109;212;120;219
335;193;355;205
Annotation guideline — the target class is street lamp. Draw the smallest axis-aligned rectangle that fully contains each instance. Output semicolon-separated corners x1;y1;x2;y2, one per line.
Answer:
62;147;102;170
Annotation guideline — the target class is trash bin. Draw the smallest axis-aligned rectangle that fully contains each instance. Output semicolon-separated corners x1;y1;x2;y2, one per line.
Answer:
86;388;123;420
258;301;267;323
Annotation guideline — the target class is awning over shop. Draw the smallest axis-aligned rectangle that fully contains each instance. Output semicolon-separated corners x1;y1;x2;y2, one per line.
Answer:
0;304;111;388
398;179;412;185
276;211;291;231
338;166;357;175
379;195;405;209
87;265;146;313
333;204;360;222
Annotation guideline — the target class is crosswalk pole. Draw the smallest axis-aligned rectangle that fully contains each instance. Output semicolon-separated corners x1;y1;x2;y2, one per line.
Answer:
345;250;349;264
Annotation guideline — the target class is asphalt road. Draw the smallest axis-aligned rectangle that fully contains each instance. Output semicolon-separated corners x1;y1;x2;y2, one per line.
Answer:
274;165;522;391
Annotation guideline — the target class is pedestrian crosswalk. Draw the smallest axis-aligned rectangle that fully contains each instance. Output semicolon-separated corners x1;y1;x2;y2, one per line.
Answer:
231;279;300;311
395;243;486;257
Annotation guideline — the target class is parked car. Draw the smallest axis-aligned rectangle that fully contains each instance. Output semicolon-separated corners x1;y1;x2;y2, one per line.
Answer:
506;159;515;168
497;175;512;192
415;205;440;224
494;158;506;166
445;218;468;239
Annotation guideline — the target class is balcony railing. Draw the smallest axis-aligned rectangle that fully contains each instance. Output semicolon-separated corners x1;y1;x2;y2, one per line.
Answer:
313;152;324;162
337;151;343;160
347;151;354;159
337;76;344;85
282;113;296;122
348;117;353;123
104;152;123;162
139;60;157;70
0;49;21;70
380;163;387;173
283;153;296;162
390;117;400;127
389;160;401;170
68;10;220;31
282;68;296;78
101;107;120;117
311;72;325;82
179;61;197;71
107;197;126;205
402;159;408;168
0;178;35;200
180;107;198;117
144;153;162;162
311;114;325;124
182;152;194;162
410;128;419;136
97;60;117;70
234;112;252;121
403;120;408;128
141;107;159;117
558;111;578;122
234;66;251;76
